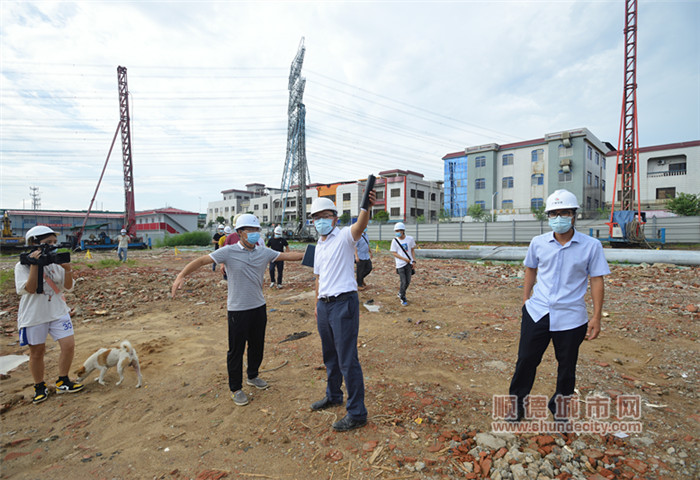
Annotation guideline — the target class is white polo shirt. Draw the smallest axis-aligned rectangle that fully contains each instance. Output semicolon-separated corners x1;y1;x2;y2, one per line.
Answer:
524;229;610;331
314;226;358;298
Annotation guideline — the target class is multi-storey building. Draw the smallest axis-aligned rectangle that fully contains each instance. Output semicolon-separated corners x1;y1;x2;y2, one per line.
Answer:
220;170;443;227
605;140;699;212
443;128;611;219
206;183;283;226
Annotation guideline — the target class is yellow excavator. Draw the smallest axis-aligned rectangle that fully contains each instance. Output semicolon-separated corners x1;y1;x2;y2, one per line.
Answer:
1;211;26;250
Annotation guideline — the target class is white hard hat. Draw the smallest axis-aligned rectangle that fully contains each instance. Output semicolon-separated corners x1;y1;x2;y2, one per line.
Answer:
121;229;127;234
393;222;406;231
545;189;579;212
235;213;261;230
223;226;233;234
274;226;283;235
310;197;338;216
25;225;56;241
217;224;224;230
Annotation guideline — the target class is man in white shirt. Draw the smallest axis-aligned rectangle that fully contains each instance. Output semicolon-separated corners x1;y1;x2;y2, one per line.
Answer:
509;190;610;421
389;222;416;306
310;190;375;432
116;229;129;262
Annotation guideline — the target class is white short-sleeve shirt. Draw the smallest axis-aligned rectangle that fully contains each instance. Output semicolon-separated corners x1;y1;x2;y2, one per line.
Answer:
314;227;358;298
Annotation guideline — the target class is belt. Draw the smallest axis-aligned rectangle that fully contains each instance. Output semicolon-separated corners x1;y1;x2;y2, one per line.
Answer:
318;291;355;303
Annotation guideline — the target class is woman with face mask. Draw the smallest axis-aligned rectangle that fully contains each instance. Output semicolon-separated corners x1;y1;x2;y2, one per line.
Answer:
172;214;303;407
507;189;610;422
389;222;416;306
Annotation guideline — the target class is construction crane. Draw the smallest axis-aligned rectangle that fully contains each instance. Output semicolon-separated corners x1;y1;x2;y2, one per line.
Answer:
71;66;146;250
607;0;647;247
280;37;313;240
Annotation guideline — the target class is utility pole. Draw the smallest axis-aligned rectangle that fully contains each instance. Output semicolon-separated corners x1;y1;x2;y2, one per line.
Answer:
29;186;41;210
281;37;311;238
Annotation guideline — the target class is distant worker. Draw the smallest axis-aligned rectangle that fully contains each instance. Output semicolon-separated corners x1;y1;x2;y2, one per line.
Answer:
116;229;129;262
266;226;289;289
15;226;84;404
309;190;375;432
211;224;225;272
171;214;304;407
219;226;233;280
354;228;373;290
389;222;416;306
508;189;610;421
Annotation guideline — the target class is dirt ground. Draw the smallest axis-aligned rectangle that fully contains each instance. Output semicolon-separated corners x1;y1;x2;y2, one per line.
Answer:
0;245;698;480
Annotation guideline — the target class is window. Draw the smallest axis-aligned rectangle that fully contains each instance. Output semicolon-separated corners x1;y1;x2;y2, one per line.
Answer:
410;189;416;198
417;209;424;216
475;156;486;167
502;200;514;210
390;207;400;216
475;201;486;209
602;180;606;191
531;198;544;209
253;204;259;210
376;190;384;200
587;171;592;185
595;152;600;165
558;172;572;182
417;190;425;199
656;187;676;199
531;174;543;185
602;157;606;169
263;203;268;209
502;176;514;188
225;207;229;212
587;197;592;209
342;193;351;201
669;162;687;173
306;198;312;205
594;175;599;188
594;199;599;209
391;188;401;198
410;208;416;216
531;149;544;162
475;178;486;189
502;154;513;166
587;146;592;160
287;200;296;207
430;193;436;201
263;216;268;222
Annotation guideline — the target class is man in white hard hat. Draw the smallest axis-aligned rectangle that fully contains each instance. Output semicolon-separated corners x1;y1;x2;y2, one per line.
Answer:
15;226;84;404
508;189;610;422
211;224;225;271
309;189;375;432
171;214;303;407
266;226;289;288
389;222;416;306
116;228;129;262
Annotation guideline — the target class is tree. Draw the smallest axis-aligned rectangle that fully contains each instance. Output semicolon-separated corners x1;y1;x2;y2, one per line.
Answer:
468;204;488;222
373;210;390;223
416;214;425;224
531;205;547;222
339;212;351;225
667;192;700;216
215;216;226;225
438;208;451;221
596;206;611;220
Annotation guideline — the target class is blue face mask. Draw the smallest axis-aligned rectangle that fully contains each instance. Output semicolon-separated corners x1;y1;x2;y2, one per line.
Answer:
245;232;261;245
314;218;334;236
548;216;573;234
395;232;403;237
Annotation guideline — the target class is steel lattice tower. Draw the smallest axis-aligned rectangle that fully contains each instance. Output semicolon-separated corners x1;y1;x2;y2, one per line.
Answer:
609;0;642;233
118;66;136;236
281;37;311;235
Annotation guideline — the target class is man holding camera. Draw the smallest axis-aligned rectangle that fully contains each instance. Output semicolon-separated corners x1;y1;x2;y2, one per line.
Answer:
15;226;84;404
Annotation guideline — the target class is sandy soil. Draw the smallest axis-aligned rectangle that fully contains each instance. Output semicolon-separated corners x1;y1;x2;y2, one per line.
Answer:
0;245;697;479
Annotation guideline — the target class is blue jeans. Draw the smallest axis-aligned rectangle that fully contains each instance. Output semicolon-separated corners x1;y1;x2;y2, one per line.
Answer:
117;247;128;262
316;292;367;421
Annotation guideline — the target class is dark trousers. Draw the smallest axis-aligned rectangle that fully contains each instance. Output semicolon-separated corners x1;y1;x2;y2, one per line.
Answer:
227;305;267;392
397;264;412;299
509;305;588;417
316;292;367;421
356;259;373;286
269;261;284;284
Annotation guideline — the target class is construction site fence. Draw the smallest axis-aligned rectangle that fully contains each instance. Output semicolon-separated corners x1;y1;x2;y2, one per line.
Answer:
365;216;700;244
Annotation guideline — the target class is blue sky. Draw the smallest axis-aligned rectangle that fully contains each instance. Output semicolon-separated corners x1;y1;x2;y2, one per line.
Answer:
1;0;698;213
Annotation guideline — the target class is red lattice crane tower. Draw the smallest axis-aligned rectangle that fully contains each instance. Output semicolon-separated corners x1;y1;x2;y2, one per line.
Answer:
118;66;136;237
607;0;644;241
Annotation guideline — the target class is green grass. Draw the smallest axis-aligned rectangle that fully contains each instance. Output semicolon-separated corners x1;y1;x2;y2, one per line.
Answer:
156;231;212;247
0;269;14;291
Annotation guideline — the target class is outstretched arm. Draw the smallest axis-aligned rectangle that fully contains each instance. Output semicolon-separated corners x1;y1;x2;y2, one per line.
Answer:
171;255;214;298
276;251;303;262
350;190;376;241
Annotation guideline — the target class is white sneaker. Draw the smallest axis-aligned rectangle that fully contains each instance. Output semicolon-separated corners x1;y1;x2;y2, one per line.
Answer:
276;284;283;289
269;282;275;288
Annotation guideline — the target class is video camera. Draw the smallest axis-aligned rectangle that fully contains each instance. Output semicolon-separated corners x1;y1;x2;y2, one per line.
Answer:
20;243;71;267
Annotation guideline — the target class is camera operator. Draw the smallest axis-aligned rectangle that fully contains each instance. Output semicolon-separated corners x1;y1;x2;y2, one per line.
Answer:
15;226;84;404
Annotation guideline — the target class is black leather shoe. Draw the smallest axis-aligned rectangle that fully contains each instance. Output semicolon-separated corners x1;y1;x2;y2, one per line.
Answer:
311;397;343;411
332;414;367;432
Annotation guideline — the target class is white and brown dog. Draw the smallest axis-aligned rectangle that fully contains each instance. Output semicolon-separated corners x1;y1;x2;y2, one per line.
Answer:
75;340;142;388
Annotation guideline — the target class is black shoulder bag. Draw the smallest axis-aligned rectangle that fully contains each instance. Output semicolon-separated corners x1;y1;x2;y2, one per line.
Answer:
393;237;415;275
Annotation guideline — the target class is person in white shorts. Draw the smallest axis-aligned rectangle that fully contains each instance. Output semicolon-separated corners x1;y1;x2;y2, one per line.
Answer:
15;226;84;404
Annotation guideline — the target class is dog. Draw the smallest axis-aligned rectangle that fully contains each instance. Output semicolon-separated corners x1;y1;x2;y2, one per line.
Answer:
75;340;142;388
